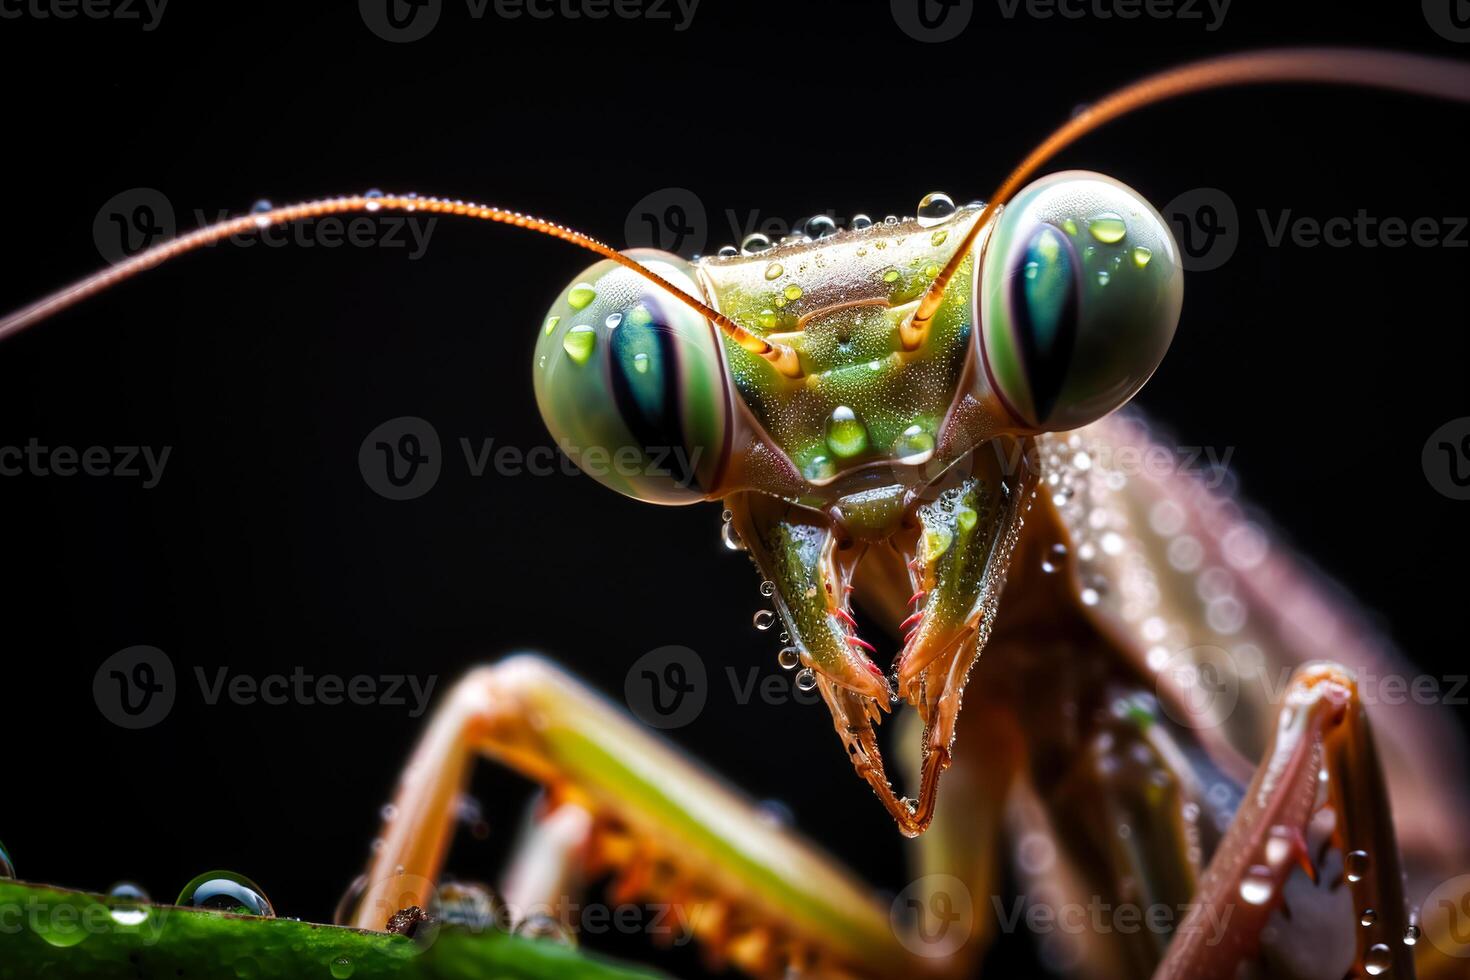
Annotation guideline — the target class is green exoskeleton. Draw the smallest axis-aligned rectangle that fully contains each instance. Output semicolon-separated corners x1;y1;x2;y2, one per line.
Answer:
5;47;1470;980
531;171;1181;838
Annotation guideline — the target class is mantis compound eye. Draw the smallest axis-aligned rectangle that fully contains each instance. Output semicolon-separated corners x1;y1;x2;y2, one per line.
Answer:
978;171;1183;431
532;249;731;504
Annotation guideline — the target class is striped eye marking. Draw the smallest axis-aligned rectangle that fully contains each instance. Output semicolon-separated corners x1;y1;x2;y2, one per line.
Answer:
532;250;732;506
979;171;1183;432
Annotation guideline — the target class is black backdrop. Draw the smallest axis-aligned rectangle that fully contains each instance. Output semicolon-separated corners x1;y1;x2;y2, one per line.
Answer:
1;2;1467;976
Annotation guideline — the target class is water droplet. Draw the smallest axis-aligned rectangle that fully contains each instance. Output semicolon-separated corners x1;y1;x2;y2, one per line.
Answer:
1040;542;1068;574
333;875;367;926
930;230;948;248
753;609;777;631
1345;850;1370;883
804;215;837;239
1403;923;1420;945
604;312;623;330
795;668;818;692
779;631;790;643
851;214;873;230
881;267;901;284
107;882;151;926
778;647;801;670
1087;213;1127;244
759;580;775;597
717;244;739;257
1364;943;1392;975
1132;245;1153;268
741;233;772;254
916;192;956;227
1061;218;1078;236
431;880;506;931
884;215;899;226
515;913;576;946
562;325;597;364
250;200;273;228
1238;866;1273;905
632;352;650;374
542;315;560;337
825;406;870;458
893;424;935;463
757;309;778;330
0;840;13;878
783;284;803;301
721;522;745;551
330;957;356;978
31;896;94;947
1096;270;1111;287
721;509;733;522
364;189;384;212
380;803;398;822
756;799;795;828
764;262;784;280
1361;909;1377;927
176;871;275;917
566;283;597;310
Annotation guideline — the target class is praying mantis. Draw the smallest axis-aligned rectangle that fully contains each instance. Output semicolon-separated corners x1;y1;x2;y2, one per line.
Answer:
3;46;1470;979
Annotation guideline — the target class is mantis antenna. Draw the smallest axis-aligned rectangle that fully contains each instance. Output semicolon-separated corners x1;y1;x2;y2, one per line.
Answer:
5;50;1467;374
0;194;805;378
905;47;1470;347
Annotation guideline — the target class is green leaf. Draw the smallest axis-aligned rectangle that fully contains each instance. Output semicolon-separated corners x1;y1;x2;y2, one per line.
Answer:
0;880;668;980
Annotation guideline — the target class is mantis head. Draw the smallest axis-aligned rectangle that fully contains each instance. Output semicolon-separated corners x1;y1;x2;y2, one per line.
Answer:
530;170;1183;833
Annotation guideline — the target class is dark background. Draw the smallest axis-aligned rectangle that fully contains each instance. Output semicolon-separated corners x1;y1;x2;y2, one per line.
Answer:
1;2;1467;976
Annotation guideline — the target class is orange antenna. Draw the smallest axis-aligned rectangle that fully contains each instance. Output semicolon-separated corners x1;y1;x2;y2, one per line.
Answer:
0;193;804;378
905;48;1470;347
